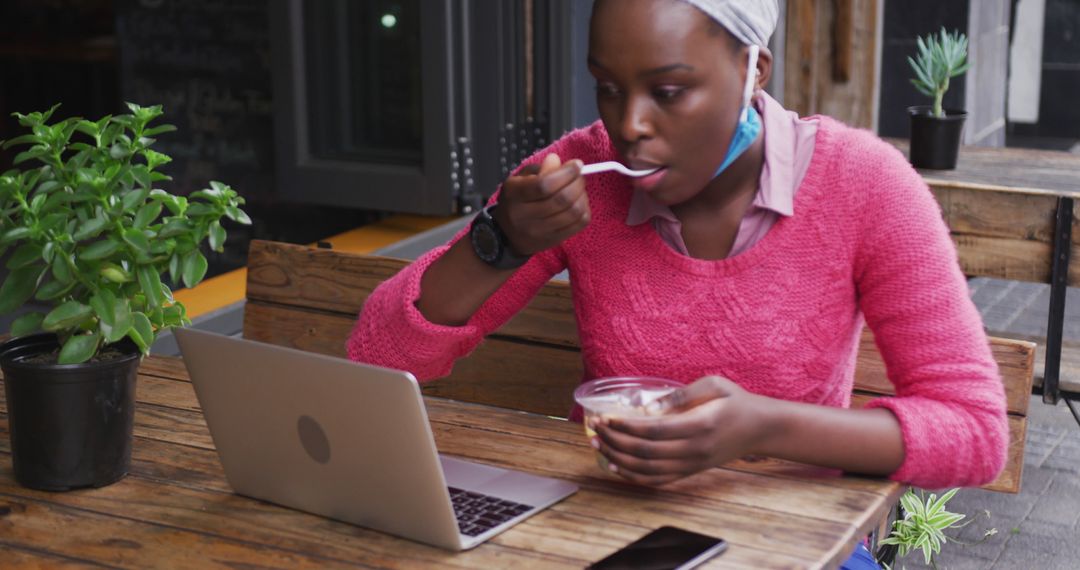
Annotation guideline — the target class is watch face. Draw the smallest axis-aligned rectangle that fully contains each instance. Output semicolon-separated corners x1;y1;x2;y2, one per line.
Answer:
471;222;500;263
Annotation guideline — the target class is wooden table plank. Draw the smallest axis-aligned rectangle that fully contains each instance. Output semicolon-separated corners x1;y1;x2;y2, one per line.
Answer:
136;355;190;382
0;490;380;569
0;544;108;569
0;358;903;569
888;140;1080;199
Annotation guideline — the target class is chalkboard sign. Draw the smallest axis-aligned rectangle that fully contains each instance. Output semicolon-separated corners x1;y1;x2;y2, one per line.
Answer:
115;0;274;200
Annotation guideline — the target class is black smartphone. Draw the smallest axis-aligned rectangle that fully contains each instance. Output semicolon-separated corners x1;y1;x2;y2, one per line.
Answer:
587;526;728;570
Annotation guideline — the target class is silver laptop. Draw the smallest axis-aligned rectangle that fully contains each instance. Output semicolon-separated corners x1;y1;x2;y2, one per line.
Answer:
174;328;578;551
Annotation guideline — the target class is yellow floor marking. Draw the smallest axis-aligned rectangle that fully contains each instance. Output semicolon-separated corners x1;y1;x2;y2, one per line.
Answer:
173;215;459;319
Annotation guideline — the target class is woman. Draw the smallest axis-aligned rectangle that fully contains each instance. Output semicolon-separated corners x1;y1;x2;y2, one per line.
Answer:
349;2;1007;563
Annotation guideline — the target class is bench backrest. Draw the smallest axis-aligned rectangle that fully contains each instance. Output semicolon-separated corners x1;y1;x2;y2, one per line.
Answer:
244;239;1035;493
889;141;1080;287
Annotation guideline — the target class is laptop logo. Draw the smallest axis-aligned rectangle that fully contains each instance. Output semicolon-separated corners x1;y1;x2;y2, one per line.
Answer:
297;415;331;464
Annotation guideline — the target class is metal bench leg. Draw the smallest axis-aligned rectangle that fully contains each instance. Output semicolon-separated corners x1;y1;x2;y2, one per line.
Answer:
1043;196;1073;406
1066;399;1080;428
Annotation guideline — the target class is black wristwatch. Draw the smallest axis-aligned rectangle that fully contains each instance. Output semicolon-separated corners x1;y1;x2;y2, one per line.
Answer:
469;204;532;270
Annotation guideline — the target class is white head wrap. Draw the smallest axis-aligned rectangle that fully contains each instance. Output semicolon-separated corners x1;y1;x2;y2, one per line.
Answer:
679;0;779;47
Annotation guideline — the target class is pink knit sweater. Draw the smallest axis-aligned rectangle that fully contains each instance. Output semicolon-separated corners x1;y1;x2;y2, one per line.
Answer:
348;118;1008;489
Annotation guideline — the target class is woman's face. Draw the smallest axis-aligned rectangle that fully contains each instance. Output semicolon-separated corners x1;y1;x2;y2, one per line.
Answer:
589;0;758;205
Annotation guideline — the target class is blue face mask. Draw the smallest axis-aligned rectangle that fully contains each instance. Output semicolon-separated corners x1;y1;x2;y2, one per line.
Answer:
712;44;762;178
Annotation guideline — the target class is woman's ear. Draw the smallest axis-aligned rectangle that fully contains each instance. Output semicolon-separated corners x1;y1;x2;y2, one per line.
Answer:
754;46;773;91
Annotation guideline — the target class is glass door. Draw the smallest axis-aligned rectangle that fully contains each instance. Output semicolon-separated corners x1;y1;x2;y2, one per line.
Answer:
270;0;463;214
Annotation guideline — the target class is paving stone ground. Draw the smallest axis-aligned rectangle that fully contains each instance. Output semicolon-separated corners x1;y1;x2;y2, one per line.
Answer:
888;278;1080;570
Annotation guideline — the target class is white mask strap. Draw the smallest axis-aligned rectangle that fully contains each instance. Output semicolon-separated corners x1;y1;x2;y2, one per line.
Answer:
740;45;760;122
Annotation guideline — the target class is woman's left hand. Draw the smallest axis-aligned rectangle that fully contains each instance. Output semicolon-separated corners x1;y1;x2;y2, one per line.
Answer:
591;376;774;486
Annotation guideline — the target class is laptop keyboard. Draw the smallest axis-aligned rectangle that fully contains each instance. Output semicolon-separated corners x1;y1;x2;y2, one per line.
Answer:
448;487;535;537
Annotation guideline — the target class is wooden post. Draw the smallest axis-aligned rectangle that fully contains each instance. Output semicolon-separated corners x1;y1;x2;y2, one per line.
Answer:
784;0;880;129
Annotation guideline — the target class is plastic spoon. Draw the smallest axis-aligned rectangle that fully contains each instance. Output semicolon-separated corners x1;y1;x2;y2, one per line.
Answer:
579;161;660;177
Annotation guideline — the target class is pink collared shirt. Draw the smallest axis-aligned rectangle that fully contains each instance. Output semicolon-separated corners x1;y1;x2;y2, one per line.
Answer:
626;91;819;257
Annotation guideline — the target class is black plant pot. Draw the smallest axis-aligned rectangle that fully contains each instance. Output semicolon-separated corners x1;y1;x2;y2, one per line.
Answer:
1;333;140;491
908;106;967;170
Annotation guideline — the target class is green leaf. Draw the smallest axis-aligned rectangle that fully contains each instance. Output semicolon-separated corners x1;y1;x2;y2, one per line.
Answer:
157;219;191;239
184;203;214;217
13;148;46;166
58;333;100;365
142;149;172;170
927;512;965;529
150;189;181;215
42;190;72;213
900;492;922;519
0;266;43;314
168;253;181;284
81;238;121;260
208;220;225;252
90;288;117;327
51;251;73;283
1;133;45;149
39;213;68;235
133;202;162;229
74;119;99;138
100;263;132;283
121;187;150;212
209;181;230;195
109;142;129;160
34;179;62;195
109;301;135;343
43;300;94;332
131;165;151;189
929;488;958;517
191;189;221;202
6;243;43;269
34;278;76;301
73;216;108;241
122;228;150;254
10;312;45;337
162;303;185;327
225;206;252;225
182;250;208;288
137;265;163;309
29;193;46;214
142;124;177;137
127;311;153;354
1;227;31;245
159;281;174;303
90;289;133;343
148;307;164;327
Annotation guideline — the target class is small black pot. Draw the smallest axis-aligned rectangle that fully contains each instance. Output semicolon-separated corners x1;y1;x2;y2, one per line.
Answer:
1;333;140;491
908;106;967;170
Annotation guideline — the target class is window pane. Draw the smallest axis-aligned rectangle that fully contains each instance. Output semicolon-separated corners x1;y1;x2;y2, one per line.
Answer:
303;0;422;165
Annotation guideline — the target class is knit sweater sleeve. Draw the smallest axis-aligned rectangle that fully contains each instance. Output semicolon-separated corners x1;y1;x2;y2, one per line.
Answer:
850;133;1008;489
344;129;600;379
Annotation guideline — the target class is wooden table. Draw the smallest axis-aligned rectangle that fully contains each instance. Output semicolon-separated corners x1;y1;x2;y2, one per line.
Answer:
0;355;904;569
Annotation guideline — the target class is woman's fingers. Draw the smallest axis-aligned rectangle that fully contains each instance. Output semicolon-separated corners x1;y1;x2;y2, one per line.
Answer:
594;420;700;460
603;400;721;441
595;437;696;480
497;154;589;254
654;376;737;414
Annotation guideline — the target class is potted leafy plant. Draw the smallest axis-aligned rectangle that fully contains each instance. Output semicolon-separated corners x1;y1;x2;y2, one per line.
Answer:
907;28;971;170
0;103;250;491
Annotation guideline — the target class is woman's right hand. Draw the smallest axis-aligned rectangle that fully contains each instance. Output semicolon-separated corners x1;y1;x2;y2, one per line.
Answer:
494;153;591;256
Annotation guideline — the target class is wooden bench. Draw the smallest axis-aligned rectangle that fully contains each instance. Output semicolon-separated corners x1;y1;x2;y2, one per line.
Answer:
890;141;1080;410
244;239;1034;494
